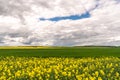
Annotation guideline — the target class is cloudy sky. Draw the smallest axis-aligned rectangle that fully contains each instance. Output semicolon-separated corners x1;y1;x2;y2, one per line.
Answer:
0;0;120;46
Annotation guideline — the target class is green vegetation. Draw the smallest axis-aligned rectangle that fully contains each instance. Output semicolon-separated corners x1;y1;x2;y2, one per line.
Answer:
0;46;120;57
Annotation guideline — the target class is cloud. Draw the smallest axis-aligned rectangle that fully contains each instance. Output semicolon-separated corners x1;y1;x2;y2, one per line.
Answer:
0;0;120;46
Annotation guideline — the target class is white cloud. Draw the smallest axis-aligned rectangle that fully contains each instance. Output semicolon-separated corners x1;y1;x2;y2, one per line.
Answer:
0;0;120;46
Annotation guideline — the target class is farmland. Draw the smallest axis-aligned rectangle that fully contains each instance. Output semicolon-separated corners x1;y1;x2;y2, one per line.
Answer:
0;46;120;57
0;56;120;80
0;46;120;80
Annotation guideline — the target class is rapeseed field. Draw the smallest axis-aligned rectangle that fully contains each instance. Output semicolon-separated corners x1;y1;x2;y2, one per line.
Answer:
0;56;120;80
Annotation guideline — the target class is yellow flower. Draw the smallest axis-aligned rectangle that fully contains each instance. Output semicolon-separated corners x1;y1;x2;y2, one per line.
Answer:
47;74;50;78
116;72;119;77
55;75;58;79
62;72;67;76
0;76;6;80
89;76;96;80
76;75;82;80
95;71;99;77
115;64;118;67
85;77;89;80
99;70;105;75
15;70;21;77
47;68;52;73
98;77;102;80
29;71;35;77
107;73;111;77
68;72;71;77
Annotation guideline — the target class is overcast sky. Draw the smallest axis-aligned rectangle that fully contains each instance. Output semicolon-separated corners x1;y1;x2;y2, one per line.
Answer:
0;0;120;46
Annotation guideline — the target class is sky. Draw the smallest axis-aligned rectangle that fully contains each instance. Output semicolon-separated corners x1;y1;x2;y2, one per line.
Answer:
0;0;120;46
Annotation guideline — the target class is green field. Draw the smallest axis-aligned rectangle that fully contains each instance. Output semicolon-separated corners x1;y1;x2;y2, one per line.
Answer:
0;46;120;57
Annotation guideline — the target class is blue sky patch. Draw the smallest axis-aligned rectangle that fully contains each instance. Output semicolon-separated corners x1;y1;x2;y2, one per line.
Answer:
39;12;90;22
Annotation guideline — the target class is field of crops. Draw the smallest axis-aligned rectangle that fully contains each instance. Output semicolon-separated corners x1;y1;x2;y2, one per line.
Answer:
0;46;120;57
0;56;120;80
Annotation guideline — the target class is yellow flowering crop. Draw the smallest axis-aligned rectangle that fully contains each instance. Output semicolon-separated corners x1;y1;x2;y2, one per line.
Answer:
0;56;120;80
